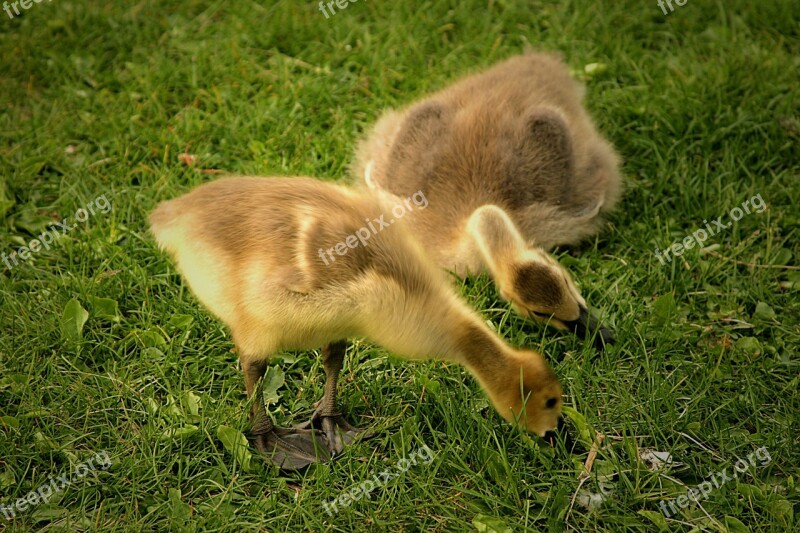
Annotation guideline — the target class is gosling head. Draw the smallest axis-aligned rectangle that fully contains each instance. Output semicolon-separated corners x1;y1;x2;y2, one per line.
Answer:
500;250;614;349
486;350;563;437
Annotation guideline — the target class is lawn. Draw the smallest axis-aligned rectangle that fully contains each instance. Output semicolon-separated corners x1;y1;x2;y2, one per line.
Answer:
1;0;798;531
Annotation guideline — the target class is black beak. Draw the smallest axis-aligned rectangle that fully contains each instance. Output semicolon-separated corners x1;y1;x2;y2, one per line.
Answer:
542;417;582;453
565;306;614;350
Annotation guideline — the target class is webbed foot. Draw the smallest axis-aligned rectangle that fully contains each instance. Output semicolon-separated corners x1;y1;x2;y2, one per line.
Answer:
250;427;331;470
295;407;371;455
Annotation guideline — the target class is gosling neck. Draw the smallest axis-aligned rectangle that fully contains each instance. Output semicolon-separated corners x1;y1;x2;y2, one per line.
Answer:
448;312;517;380
465;205;529;286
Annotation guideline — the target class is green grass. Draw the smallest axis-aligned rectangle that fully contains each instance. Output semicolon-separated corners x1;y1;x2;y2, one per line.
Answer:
1;0;798;531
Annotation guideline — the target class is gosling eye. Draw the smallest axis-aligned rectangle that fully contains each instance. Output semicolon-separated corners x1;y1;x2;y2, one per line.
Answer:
545;397;558;409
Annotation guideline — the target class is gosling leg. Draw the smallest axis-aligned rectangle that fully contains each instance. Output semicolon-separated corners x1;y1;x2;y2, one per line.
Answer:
242;357;330;470
296;340;368;454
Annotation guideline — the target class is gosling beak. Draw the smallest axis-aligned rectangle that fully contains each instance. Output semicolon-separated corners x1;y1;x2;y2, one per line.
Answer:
543;417;581;453
542;417;565;446
565;306;614;350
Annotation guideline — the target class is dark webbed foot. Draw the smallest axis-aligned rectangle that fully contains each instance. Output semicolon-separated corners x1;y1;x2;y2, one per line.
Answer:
241;358;331;470
295;406;370;455
250;426;330;470
294;340;374;455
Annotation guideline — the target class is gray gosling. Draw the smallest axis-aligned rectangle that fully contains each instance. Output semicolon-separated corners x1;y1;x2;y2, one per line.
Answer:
150;176;563;470
353;52;622;347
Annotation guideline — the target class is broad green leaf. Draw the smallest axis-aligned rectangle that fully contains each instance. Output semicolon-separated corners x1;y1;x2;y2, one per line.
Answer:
584;62;608;76
752;302;777;322
735;337;762;357
142;347;165;358
167;314;194;330
561;406;593;447
484;448;509;486
88;296;121;322
559;255;580;267
248;139;266;156
181;391;202;422
419;376;441;393
33;431;59;452
638;510;669;530
30;505;69;524
60;299;89;342
160;425;200;441
21;409;49;418
182;391;201;417
13;209;53;235
168;487;192;525
261;366;285;407
724;515;749;533
767;496;793;525
389;418;419;454
0;415;19;429
138;329;167;348
217;425;253;472
652;293;677;327
0;467;16;490
162;395;185;421
737;483;764;500
685;421;702;432
769;248;792;266
0;373;29;393
473;514;512;533
145;397;159;416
